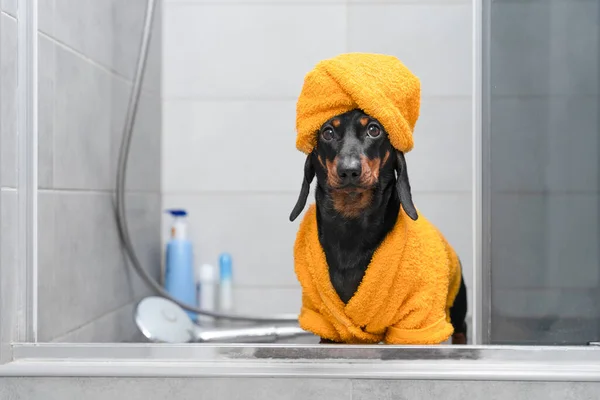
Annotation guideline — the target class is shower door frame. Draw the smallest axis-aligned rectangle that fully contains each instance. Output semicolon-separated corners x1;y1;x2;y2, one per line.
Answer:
0;0;38;365
2;0;600;380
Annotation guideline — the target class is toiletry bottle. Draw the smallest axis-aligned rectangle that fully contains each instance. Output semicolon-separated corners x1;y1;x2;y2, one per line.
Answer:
218;253;233;313
164;209;197;322
196;263;217;325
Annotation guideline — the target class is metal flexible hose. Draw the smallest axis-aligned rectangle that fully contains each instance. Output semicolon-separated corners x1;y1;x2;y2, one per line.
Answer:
115;0;297;323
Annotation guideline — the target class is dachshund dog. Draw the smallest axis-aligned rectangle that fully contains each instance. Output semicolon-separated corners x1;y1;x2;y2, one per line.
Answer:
289;109;468;345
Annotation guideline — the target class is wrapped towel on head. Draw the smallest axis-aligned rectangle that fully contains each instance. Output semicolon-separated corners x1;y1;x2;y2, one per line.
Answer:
295;52;421;154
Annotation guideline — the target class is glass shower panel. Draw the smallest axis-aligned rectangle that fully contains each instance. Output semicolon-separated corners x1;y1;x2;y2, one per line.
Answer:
487;0;600;345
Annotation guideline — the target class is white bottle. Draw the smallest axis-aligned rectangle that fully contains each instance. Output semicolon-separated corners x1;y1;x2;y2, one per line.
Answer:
196;263;217;325
218;253;233;313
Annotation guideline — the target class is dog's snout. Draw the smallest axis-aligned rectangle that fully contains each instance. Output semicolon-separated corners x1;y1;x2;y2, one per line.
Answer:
337;158;362;184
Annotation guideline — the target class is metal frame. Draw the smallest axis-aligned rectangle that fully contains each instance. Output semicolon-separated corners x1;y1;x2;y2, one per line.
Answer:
1;343;600;381
472;0;483;345
16;0;38;345
2;0;600;381
0;0;4;365
473;0;492;346
1;0;38;365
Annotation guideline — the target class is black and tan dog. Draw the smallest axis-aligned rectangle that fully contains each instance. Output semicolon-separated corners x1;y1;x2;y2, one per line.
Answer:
290;109;468;345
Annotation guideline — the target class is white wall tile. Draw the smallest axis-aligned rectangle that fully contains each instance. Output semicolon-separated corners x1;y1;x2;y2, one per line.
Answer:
405;97;472;192
347;4;472;97
349;0;469;2
162;100;305;193
111;89;162;193
124;193;163;300
53;0;149;81
163;3;346;99
162;193;306;287
53;45;124;190
37;192;133;341
233;286;301;316
0;189;18;348
38;0;55;36
1;0;16;16
53;303;141;343
38;34;56;189
1;13;17;188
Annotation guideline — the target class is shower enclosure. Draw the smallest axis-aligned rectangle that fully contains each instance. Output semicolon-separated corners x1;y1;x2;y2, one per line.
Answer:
484;0;600;345
1;0;600;397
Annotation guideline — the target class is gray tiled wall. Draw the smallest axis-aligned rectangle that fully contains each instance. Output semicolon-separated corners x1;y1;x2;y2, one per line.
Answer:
488;0;600;344
1;377;600;400
36;0;163;342
161;0;474;323
1;9;17;188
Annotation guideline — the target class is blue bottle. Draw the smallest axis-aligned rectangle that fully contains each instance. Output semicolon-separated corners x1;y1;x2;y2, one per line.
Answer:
164;209;197;321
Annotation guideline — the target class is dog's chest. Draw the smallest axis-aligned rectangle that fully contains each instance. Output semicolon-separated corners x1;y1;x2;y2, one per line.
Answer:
326;249;374;304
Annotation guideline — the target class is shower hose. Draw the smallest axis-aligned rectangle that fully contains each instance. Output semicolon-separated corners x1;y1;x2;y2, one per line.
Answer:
115;0;297;323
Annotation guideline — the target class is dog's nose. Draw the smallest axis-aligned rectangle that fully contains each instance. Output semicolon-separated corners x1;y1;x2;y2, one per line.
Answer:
337;158;362;185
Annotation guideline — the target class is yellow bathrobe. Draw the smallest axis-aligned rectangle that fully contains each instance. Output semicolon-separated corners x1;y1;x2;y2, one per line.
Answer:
293;53;462;344
294;205;462;344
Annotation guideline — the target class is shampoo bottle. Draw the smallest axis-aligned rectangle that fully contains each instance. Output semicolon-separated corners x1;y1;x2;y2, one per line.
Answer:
164;209;197;322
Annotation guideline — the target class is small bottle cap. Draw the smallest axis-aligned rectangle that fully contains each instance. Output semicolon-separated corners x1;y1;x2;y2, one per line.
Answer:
166;209;187;217
198;264;216;283
219;253;232;281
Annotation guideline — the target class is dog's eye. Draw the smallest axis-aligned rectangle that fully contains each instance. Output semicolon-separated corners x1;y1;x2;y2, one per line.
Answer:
321;128;334;141
367;123;381;138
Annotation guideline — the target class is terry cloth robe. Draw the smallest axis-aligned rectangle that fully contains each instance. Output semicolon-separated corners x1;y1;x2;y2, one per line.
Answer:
293;204;462;345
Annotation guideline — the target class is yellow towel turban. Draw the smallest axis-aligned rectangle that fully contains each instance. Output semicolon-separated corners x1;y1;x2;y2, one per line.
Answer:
295;52;421;154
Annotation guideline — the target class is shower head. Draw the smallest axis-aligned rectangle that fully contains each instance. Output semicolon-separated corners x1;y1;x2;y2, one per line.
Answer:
134;296;312;344
135;296;197;343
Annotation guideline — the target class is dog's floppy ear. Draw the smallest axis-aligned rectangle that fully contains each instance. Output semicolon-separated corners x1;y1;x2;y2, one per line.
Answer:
289;152;315;222
395;150;418;221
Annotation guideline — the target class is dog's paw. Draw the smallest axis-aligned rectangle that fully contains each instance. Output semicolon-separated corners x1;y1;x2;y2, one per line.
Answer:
451;332;467;345
319;338;339;344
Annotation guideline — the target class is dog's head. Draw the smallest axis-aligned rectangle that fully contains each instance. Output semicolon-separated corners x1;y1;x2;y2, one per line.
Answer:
289;109;418;222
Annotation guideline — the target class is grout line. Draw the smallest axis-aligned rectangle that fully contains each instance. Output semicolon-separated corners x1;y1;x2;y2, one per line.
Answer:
1;10;17;20
38;188;162;195
160;190;600;197
162;95;474;102
491;94;600;99
166;1;471;5
167;1;348;5
162;190;474;195
50;302;136;342
491;190;600;195
37;31;161;97
232;285;301;290
491;0;596;3
495;287;600;292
